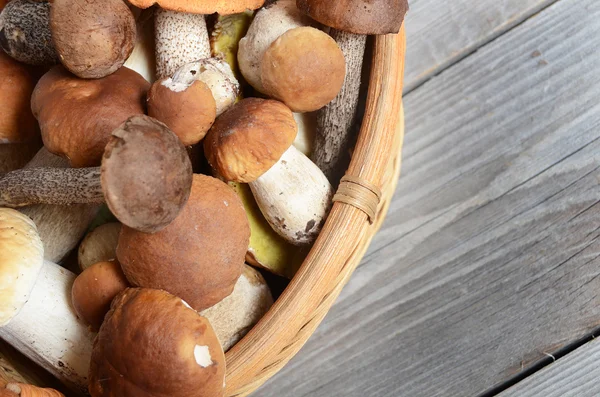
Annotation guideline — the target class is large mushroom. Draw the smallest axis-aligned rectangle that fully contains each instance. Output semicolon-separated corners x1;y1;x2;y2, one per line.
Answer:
204;98;333;245
0;0;58;65
116;174;250;311
0;208;95;394
32;65;149;168
296;0;409;181
0;115;194;234
50;0;136;78
89;288;226;397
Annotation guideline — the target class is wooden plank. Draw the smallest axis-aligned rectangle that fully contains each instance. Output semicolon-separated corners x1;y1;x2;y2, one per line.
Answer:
404;0;557;92
258;0;600;396
499;339;600;397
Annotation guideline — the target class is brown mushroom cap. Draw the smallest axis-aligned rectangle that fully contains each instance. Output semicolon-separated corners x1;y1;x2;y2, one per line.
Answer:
101;115;193;234
204;98;297;183
261;27;346;113
296;0;409;35
127;0;264;14
71;260;129;331
148;78;217;146
117;174;250;311
50;0;136;79
0;51;38;144
89;288;225;397
31;65;149;168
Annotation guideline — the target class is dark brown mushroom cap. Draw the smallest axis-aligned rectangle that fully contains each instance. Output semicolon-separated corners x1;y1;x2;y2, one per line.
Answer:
296;0;409;35
50;0;136;79
89;288;225;397
101;115;193;234
116;174;250;312
31;65;149;168
204;98;297;183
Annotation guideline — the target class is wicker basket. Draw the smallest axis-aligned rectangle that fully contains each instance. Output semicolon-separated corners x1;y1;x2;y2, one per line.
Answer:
0;26;406;397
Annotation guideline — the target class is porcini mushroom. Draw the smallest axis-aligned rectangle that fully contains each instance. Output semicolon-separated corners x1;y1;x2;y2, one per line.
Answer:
205;98;333;245
0;51;41;173
201;265;273;351
296;0;409;180
128;0;264;79
0;0;58;65
78;223;122;271
117;174;250;311
71;260;130;331
50;0;136;79
32;65;149;168
0;115;194;234
89;288;225;397
0;208;95;394
1;383;64;397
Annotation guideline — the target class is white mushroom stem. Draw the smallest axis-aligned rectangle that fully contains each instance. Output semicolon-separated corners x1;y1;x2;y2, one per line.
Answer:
124;8;156;83
311;30;367;183
0;261;95;395
249;145;333;246
155;9;210;80
20;148;100;263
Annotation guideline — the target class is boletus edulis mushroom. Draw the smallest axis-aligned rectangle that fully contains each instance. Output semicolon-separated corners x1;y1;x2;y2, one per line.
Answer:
205;98;333;245
89;288;225;397
0;115;193;234
0;208;95;394
0;0;58;66
296;0;409;181
116;174;250;311
50;0;137;78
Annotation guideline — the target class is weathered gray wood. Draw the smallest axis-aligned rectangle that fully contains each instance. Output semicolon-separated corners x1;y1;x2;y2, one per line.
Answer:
259;0;600;396
499;339;600;397
404;0;558;92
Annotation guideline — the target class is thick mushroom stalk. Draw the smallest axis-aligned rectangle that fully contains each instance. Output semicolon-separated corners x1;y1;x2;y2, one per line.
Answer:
0;116;193;234
0;209;94;395
296;0;409;182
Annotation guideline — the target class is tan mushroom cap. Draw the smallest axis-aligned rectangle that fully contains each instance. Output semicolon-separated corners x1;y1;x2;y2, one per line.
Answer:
101;115;193;234
0;209;43;327
117;174;250;311
31;66;149;168
0;52;38;144
261;27;346;113
296;0;409;35
148;78;217;146
71;260;130;331
89;288;225;397
204;98;298;183
128;0;264;14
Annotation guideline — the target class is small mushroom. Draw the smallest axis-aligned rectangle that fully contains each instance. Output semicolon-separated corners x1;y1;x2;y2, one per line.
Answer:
0;115;194;234
50;0;136;79
0;0;58;65
147;76;217;146
78;223;122;271
204;98;333;245
2;383;64;397
261;26;346;112
117;174;250;312
32;65;149;168
71;260;130;331
238;0;314;94
296;0;409;181
0;208;95;394
127;0;264;80
201;265;273;351
89;288;225;397
0;51;41;173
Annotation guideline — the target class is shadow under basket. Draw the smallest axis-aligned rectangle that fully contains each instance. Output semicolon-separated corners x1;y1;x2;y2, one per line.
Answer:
0;26;407;397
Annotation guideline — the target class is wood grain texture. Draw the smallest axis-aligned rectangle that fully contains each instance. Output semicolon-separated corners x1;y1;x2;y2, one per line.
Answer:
499;339;600;397
404;0;558;92
259;0;600;396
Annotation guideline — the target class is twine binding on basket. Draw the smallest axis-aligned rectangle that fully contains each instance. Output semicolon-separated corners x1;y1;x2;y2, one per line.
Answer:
333;175;382;224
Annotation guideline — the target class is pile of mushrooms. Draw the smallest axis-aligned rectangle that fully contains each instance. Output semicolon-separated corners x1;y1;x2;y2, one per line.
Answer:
0;0;409;395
